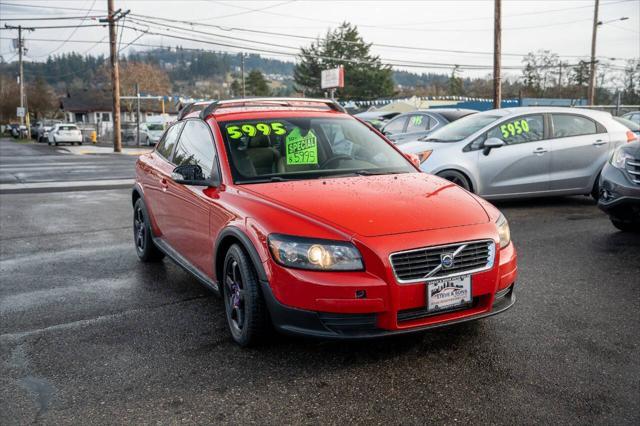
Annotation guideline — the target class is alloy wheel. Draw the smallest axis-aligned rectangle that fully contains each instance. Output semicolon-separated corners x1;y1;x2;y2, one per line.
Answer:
224;258;246;335
133;206;146;252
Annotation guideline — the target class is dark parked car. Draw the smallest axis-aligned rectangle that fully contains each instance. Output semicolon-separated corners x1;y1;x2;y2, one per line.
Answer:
598;141;640;232
381;109;477;144
354;110;401;130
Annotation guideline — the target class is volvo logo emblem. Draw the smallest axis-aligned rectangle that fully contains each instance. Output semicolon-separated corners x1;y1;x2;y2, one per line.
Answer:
440;253;454;269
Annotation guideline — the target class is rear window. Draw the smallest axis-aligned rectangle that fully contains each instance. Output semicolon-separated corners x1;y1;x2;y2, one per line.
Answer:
59;125;78;131
551;114;598;138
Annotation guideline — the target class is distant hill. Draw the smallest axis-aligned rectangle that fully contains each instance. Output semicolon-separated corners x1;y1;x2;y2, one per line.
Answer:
0;48;450;93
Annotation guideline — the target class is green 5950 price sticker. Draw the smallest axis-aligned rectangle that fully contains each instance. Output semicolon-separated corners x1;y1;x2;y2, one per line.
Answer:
500;119;530;139
226;122;287;139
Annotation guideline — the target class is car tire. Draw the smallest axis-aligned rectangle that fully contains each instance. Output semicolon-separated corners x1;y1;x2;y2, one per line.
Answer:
610;218;639;232
133;198;165;262
437;170;472;192
222;244;269;347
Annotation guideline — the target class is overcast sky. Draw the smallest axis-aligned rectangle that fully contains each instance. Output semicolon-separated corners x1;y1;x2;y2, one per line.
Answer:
1;0;638;81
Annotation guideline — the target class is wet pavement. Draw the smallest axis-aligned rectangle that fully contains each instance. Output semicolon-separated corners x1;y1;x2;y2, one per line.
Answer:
0;138;139;185
0;139;638;424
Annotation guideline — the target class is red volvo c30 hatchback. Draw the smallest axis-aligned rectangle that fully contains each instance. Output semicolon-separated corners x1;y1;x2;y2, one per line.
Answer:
132;98;517;346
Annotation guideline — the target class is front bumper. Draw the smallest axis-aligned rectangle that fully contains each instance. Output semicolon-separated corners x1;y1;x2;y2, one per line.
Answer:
261;280;515;339
598;163;640;222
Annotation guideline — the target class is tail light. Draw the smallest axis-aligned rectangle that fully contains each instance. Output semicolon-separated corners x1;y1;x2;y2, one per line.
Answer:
627;130;637;143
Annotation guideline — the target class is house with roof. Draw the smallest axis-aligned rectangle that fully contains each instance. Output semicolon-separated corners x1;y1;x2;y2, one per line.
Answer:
60;89;179;127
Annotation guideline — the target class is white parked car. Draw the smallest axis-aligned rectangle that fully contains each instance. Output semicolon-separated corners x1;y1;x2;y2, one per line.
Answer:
48;124;83;146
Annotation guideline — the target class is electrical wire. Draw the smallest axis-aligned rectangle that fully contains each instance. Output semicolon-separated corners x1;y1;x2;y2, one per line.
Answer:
29;0;98;59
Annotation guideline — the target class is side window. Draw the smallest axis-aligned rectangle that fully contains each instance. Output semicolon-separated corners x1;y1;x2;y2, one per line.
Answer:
487;115;544;145
552;114;597;138
156;122;183;160
405;114;431;132
172;120;217;179
383;116;407;134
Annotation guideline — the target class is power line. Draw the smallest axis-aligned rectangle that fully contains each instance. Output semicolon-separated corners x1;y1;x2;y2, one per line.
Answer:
0;15;104;21
30;0;98;59
128;13;631;60
0;24;105;30
194;0;296;22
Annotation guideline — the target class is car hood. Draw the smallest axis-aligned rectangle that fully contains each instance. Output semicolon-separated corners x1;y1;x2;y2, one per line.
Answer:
242;173;489;237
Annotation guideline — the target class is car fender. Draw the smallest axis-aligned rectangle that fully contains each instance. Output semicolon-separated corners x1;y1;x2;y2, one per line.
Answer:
213;225;268;284
131;183;162;236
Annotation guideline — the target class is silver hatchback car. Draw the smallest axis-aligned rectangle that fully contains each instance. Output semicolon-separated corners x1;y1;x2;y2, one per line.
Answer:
399;107;636;200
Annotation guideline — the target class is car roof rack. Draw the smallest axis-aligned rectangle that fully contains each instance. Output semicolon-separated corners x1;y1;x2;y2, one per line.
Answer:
177;101;213;121
198;97;346;120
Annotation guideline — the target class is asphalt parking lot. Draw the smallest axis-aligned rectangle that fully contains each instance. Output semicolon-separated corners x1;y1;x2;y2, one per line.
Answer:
1;139;638;424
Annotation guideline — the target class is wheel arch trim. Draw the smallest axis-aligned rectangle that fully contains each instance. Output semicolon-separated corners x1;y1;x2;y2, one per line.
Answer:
214;226;269;284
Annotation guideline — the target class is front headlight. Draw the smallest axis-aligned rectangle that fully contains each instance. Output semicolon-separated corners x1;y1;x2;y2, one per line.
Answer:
610;147;633;169
496;213;511;249
268;234;364;271
415;150;432;164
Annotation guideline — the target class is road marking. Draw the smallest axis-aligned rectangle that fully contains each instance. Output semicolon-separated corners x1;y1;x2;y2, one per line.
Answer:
0;179;134;192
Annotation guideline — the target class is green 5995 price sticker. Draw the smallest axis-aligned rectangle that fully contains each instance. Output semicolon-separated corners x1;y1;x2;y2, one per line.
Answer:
226;122;287;139
500;119;530;139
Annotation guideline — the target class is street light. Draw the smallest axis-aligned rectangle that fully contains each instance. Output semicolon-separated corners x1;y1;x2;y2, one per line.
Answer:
597;16;629;25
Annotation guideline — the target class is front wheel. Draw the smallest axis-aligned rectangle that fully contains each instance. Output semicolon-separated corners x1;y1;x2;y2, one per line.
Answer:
223;244;269;347
133;198;165;262
437;170;472;192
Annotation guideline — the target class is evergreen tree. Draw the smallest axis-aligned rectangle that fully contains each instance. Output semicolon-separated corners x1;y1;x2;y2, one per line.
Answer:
246;70;271;96
294;22;394;100
448;66;463;96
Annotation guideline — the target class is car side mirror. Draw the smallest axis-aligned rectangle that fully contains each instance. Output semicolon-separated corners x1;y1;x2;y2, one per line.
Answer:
171;164;220;187
482;137;506;156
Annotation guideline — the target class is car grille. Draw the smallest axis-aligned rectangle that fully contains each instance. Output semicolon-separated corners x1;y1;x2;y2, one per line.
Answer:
626;159;640;184
390;240;495;283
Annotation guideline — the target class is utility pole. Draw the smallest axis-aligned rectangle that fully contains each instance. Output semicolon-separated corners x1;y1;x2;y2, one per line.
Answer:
588;0;600;105
136;83;140;147
5;24;34;136
240;52;246;98
558;62;563;87
493;0;502;109
101;2;129;152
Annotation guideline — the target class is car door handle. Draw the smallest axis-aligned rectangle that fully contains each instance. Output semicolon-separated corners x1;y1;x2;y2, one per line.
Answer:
533;147;548;155
161;178;169;191
592;140;606;146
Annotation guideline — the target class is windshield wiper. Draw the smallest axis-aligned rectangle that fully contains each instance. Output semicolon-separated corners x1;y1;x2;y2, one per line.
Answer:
236;176;294;184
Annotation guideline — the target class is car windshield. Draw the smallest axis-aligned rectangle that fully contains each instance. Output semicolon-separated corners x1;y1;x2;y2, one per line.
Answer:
147;124;164;131
220;115;416;184
423;113;504;142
